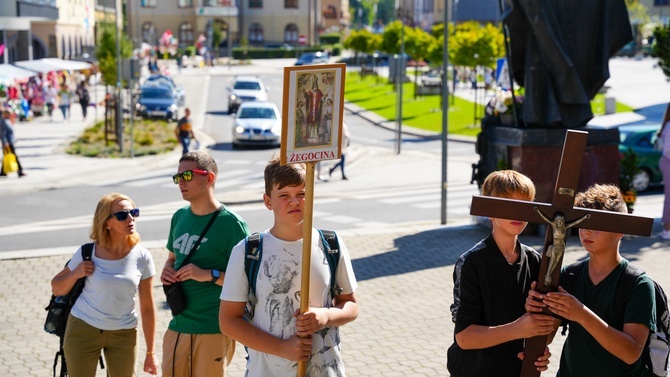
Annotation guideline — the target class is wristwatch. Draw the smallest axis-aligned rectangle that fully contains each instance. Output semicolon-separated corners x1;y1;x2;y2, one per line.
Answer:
210;269;220;283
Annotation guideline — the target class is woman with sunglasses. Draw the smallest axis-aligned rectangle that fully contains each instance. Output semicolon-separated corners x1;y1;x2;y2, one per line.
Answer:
51;193;159;376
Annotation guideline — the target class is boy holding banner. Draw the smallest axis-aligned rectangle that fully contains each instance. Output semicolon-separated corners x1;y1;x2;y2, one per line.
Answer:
219;156;359;376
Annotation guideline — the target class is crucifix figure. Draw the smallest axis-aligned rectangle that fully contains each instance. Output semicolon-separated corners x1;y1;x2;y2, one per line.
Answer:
535;211;589;286
469;130;653;377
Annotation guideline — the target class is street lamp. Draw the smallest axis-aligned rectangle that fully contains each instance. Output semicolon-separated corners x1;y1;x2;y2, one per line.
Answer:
395;5;407;155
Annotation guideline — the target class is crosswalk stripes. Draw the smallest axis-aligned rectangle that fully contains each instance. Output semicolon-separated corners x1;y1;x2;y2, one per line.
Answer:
8;177;478;238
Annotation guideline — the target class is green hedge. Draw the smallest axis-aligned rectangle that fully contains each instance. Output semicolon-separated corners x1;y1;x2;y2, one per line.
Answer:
319;33;341;44
232;44;342;59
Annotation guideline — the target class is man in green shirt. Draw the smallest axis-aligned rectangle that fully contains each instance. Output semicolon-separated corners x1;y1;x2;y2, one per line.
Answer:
161;151;250;376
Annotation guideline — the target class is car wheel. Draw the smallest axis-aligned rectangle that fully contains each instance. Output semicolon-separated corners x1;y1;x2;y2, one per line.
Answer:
632;169;651;192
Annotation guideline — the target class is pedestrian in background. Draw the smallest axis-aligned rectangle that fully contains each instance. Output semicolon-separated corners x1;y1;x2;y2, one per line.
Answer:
50;193;159;376
329;122;350;180
175;108;197;155
76;82;90;121
161;151;249;376
659;102;670;239
57;84;72;122
44;84;58;121
0;109;25;177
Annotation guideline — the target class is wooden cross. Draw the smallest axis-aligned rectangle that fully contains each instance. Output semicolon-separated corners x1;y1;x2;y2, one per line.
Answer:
469;129;654;377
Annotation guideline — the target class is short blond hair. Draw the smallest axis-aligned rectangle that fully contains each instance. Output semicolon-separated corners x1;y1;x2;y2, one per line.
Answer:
90;193;141;250
481;170;536;201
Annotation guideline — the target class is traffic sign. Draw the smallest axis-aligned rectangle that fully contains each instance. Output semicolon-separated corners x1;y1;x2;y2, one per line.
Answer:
298;35;307;45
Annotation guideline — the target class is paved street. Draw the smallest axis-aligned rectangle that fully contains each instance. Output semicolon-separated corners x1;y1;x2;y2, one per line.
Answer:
1;58;670;376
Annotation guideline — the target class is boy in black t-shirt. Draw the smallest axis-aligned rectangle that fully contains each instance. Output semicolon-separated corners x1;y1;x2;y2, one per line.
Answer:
447;170;554;376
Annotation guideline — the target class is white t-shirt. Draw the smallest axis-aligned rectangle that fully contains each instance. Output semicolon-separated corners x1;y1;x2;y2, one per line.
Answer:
220;229;357;377
68;243;156;330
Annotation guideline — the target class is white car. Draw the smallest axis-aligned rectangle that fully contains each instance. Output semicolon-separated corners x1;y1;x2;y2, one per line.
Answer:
227;75;269;114
232;102;282;148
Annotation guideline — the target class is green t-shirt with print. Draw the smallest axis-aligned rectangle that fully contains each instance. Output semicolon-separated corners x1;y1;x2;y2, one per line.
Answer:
166;205;249;334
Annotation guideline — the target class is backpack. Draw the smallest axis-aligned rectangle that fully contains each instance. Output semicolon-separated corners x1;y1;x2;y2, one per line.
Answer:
561;260;670;377
44;243;104;377
80;88;90;103
243;229;341;322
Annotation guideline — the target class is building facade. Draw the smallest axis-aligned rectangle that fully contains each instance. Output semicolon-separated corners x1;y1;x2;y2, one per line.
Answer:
0;0;60;63
126;0;350;53
0;0;95;64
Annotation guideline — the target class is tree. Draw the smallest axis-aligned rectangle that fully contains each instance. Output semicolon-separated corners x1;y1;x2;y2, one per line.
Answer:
404;27;435;98
380;20;411;55
449;22;504;69
212;21;222;57
343;28;375;65
653;24;670;81
96;22;133;87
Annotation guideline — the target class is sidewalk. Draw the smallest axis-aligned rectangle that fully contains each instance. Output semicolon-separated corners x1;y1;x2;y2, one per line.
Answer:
2;59;670;376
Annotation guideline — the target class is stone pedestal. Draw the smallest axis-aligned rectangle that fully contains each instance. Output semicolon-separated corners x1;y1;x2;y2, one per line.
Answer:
473;124;620;204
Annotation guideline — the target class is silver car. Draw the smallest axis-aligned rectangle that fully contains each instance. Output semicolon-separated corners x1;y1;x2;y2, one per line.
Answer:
231;102;282;148
227;75;269;114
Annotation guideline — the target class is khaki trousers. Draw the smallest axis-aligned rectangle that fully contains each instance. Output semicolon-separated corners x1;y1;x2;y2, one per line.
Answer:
161;329;236;377
63;314;138;377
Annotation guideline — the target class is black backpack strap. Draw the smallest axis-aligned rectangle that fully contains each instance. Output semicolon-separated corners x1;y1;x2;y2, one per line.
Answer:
318;229;341;299
559;260;587;335
245;233;263;298
81;242;94;260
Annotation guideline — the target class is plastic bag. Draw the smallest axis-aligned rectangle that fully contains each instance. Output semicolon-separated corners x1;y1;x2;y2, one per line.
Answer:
3;147;18;173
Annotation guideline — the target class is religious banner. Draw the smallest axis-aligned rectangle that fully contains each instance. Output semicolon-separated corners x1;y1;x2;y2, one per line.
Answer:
280;63;346;165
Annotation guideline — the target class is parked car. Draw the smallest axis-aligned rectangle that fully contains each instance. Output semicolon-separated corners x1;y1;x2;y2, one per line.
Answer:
618;124;663;192
294;51;329;66
135;85;179;122
145;74;185;106
227;75;269;114
231;101;282;148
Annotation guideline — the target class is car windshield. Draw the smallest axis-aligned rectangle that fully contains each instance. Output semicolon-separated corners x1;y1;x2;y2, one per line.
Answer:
148;76;175;86
234;81;261;90
238;107;276;119
141;88;173;99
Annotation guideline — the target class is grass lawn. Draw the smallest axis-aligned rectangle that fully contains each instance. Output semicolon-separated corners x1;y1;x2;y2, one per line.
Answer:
344;73;635;136
345;73;482;137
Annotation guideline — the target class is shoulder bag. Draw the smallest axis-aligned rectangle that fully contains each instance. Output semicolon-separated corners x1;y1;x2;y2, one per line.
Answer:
163;205;224;316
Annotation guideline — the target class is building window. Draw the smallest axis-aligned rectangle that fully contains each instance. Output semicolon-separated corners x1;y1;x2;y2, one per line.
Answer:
141;0;157;7
179;22;194;45
142;22;156;45
249;23;264;45
204;0;234;5
285;0;298;8
323;5;337;19
178;0;193;7
249;0;262;8
285;24;298;43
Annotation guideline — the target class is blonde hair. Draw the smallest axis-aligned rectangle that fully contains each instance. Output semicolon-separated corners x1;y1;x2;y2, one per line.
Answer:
481;170;536;201
90;193;141;250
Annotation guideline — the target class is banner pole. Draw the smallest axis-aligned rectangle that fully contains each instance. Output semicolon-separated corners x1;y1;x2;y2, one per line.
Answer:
297;161;316;377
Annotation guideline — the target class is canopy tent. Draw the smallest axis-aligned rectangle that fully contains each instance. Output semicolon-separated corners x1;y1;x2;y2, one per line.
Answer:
0;64;38;80
14;58;91;73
